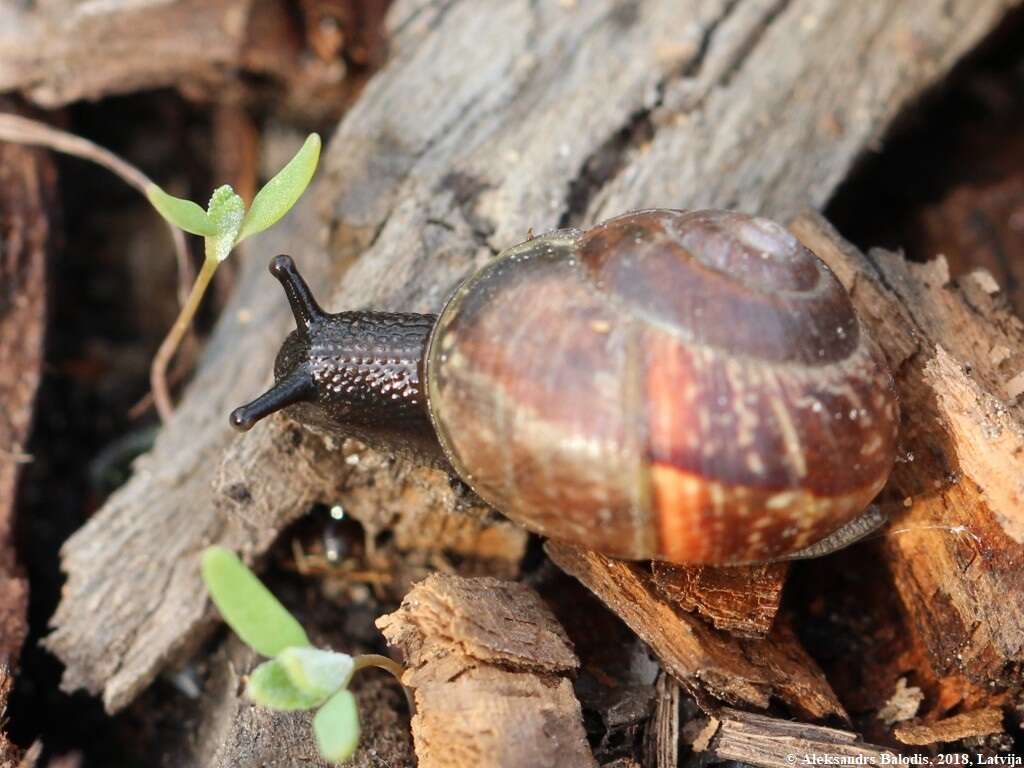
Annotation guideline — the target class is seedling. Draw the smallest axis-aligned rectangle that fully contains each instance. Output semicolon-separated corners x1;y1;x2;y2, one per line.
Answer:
146;133;321;422
201;546;406;764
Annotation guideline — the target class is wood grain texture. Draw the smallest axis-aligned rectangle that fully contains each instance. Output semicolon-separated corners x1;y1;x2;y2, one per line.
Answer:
0;138;55;766
376;574;595;768
791;213;1024;688
693;708;894;768
893;708;1005;746
43;0;1017;716
642;672;682;768
545;541;844;721
650;561;787;637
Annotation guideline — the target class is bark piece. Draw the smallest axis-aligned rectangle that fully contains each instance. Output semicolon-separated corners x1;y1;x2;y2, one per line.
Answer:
376;574;595;768
44;0;1017;713
546;543;843;721
0;135;55;766
643;672;682;768
650;561;786;638
0;0;302;108
790;213;1024;687
893;708;1005;747
693;708;894;768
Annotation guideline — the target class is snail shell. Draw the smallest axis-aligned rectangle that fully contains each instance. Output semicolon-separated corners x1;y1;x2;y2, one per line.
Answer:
427;209;898;563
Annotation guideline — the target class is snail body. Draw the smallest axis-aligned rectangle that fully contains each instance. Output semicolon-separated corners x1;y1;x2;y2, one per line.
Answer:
231;209;899;565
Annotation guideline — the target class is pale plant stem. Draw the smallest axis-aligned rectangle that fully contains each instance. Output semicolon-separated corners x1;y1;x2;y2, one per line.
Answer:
0;113;193;306
151;254;219;423
352;654;414;712
352;654;405;682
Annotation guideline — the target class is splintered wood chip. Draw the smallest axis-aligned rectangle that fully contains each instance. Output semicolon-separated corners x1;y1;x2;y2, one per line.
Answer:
698;708;894;768
791;213;1024;690
377;574;595;768
650;561;787;637
894;708;1004;746
546;542;844;720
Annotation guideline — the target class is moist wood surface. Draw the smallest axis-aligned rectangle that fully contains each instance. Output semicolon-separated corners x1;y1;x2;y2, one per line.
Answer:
32;0;1021;763
0;0;317;110
0;0;263;106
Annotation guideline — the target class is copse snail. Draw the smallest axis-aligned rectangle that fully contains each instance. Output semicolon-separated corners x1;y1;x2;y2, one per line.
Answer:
230;209;899;565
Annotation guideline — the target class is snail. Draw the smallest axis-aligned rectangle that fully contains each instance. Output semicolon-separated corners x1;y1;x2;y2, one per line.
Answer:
230;209;899;565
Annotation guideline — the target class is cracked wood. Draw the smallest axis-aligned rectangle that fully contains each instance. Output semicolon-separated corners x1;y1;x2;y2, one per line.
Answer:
0;132;55;768
376;574;596;768
791;212;1024;690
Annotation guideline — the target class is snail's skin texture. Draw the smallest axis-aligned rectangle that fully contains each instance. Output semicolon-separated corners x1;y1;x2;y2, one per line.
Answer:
230;256;442;463
232;210;899;565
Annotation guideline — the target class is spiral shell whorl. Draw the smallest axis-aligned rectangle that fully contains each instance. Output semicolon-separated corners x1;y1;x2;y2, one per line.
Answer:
577;209;860;366
426;210;898;564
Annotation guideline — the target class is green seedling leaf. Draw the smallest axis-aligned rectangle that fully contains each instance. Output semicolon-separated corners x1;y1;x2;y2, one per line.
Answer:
201;546;310;657
278;647;354;701
145;184;217;237
314;689;360;764
205;185;247;261
237;133;321;243
248;658;325;710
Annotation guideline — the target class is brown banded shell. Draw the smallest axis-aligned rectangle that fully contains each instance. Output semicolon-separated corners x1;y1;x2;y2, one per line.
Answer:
425;209;899;564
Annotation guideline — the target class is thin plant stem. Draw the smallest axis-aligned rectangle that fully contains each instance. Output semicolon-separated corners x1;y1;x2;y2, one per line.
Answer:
352;654;414;712
151;255;219;423
0;113;194;306
352;654;405;681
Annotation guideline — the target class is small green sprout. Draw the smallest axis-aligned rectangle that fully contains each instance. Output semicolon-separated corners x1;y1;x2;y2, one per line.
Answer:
146;133;321;423
201;546;406;764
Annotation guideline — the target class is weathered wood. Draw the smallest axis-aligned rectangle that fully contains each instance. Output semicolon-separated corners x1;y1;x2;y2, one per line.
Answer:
0;0;292;108
545;542;844;720
376;574;595;768
691;709;894;768
894;708;1005;747
44;0;1017;719
790;213;1024;688
0;136;55;766
643;672;682;768
650;561;786;638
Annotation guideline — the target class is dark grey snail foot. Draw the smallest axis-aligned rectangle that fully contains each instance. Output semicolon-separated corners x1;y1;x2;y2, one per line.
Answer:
779;505;888;561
